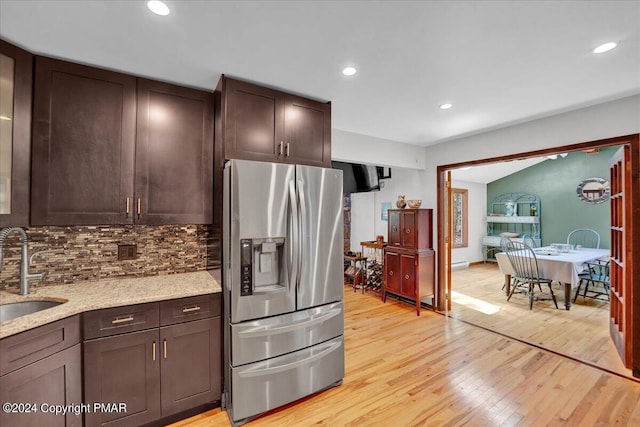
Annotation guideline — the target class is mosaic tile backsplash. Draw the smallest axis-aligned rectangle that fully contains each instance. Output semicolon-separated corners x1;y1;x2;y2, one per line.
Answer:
0;225;219;290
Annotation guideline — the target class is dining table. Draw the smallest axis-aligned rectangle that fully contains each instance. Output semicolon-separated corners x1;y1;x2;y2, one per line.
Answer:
495;246;610;310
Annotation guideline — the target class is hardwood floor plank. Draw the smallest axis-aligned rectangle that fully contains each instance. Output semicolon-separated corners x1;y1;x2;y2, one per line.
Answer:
169;283;640;426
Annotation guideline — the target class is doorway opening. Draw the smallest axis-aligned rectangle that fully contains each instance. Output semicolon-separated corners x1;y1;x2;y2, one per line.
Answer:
436;134;639;379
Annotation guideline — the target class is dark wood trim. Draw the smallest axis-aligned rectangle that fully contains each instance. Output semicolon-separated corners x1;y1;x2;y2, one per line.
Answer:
628;135;640;377
0;39;32;227
437;134;637;171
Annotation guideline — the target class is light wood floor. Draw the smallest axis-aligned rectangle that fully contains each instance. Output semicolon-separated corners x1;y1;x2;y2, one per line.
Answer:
170;282;640;426
450;263;631;379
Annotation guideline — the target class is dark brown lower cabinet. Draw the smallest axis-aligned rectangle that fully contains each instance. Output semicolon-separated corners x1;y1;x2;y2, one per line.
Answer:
0;316;82;427
83;329;161;427
83;296;221;427
160;317;221;416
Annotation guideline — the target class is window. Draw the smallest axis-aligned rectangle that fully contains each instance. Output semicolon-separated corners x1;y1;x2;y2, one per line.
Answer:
452;188;468;248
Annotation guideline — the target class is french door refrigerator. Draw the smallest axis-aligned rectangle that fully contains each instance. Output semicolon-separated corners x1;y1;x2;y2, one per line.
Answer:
222;159;344;425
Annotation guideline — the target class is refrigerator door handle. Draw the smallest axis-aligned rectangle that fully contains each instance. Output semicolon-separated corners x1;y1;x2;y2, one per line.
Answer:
288;180;299;290
296;179;307;290
237;307;342;338
237;340;342;378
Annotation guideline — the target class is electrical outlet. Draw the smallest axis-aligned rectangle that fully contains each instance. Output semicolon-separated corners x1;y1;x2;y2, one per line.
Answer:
118;244;137;260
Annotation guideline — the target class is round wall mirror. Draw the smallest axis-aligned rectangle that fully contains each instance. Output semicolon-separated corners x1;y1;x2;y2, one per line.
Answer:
576;177;610;204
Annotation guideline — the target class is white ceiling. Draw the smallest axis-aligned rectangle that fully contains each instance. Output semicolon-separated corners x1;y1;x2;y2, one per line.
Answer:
451;156;548;184
1;1;639;146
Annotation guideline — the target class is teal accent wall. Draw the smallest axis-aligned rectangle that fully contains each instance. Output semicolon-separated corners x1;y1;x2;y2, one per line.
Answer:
487;147;618;248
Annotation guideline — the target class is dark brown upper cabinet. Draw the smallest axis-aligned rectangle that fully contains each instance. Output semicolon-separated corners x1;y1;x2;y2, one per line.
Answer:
135;79;213;225
31;56;137;226
218;76;331;168
30;57;214;226
0;39;33;227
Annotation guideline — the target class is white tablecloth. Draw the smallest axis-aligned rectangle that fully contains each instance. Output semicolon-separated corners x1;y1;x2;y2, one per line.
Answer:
495;247;610;289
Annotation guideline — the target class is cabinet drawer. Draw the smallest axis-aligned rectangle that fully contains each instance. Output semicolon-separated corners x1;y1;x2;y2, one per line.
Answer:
0;315;80;376
160;294;221;326
83;303;159;339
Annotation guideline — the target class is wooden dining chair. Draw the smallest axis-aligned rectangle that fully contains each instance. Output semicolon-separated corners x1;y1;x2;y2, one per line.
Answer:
505;241;558;310
566;228;601;249
574;259;610;302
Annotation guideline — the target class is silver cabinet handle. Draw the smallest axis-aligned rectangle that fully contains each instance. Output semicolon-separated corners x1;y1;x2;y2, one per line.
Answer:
163;339;167;359
137;198;141;219
112;315;134;324
279;141;284;156
405;274;410;280
286;142;290;157
152;341;156;361
182;305;201;313
125;197;130;217
389;270;394;276
405;228;411;234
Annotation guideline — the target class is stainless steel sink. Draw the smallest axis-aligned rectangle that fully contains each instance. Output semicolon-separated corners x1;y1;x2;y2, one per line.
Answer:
0;300;63;322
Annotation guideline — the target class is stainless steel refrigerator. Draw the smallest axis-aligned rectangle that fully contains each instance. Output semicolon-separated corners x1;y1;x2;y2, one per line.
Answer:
222;159;344;425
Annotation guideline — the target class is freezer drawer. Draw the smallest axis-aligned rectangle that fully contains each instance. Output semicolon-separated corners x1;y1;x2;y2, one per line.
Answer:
230;335;344;423
231;301;343;366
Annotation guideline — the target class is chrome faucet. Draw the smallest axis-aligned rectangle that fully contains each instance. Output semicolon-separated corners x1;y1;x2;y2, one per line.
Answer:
0;227;59;295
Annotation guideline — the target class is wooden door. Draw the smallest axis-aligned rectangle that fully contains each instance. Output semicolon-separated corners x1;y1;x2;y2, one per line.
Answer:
401;211;417;249
222;77;285;162
84;330;161;426
160;317;221;416
0;344;81;427
135;78;213;225
609;141;639;376
384;251;400;294
400;253;416;298
445;171;453;310
31;56;136;225
283;95;331;167
0;40;32;227
388;210;401;246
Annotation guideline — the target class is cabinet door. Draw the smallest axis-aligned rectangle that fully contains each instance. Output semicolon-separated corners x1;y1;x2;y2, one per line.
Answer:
84;330;160;427
283;95;331;167
0;344;81;427
400;253;417;298
135;79;213;224
401;211;417;249
385;251;400;293
0;40;32;227
223;77;284;162
160;317;221;416
388;211;401;246
31;56;136;225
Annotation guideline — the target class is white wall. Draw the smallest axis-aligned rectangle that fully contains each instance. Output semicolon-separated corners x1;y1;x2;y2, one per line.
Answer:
349;167;424;252
450;179;487;264
332;129;425;169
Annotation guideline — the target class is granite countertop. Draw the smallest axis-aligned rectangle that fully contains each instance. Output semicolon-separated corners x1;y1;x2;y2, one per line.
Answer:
0;271;222;339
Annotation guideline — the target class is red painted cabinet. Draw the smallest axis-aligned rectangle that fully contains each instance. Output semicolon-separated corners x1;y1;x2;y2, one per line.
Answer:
383;209;435;315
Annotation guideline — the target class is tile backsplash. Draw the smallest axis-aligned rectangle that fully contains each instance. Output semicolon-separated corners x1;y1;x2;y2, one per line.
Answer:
0;225;218;290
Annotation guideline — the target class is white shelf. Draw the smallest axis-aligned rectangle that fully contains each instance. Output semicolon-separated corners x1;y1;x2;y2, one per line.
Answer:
486;216;539;224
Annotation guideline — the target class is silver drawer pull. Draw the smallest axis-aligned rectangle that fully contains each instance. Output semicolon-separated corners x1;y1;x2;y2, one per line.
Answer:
112;315;134;324
182;305;201;313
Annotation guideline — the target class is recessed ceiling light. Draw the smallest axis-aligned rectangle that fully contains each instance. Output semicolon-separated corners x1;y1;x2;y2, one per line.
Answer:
439;103;453;110
147;0;170;16
342;67;357;76
593;42;617;54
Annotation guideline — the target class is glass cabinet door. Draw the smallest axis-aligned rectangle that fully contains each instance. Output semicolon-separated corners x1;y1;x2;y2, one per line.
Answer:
0;39;32;227
0;52;14;214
